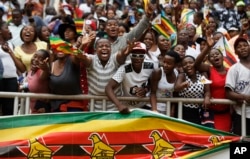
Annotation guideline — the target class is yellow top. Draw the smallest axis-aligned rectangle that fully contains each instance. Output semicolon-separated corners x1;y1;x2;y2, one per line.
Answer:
14;41;47;72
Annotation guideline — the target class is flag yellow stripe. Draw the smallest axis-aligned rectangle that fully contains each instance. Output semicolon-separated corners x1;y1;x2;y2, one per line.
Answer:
0;118;212;142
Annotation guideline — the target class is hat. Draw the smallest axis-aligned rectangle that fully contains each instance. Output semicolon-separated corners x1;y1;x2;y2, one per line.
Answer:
234;37;248;50
196;37;206;44
132;42;147;53
58;22;77;40
228;25;240;32
99;17;107;22
85;20;97;31
236;1;246;7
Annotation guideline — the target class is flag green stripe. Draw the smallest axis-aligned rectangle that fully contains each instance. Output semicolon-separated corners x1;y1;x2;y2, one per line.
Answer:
161;16;176;34
0;110;235;137
152;25;170;39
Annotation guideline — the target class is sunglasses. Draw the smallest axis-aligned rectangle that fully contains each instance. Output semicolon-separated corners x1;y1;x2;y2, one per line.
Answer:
130;53;145;59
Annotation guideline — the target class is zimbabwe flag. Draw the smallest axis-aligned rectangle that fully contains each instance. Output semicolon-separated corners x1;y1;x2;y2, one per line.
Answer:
0;109;241;158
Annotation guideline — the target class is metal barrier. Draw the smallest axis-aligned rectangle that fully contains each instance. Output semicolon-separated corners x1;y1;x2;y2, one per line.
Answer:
0;92;247;136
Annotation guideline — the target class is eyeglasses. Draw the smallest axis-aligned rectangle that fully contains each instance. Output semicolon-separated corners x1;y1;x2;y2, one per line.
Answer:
130;53;145;59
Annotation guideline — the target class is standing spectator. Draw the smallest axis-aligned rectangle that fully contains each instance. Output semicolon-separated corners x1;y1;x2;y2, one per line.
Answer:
150;50;180;115
0;0;20;22
173;44;186;60
174;55;211;125
118;22;129;37
26;49;50;113
0;22;18;115
22;1;46;27
43;6;57;25
177;29;199;59
78;38;132;111
225;37;250;135
68;0;83;18
156;34;172;67
236;1;248;20
49;50;87;112
78;0;93;15
105;2;154;54
186;24;199;48
142;29;160;65
37;25;51;44
13;24;48;73
218;0;240;30
105;42;154;113
49;21;89;112
194;35;232;132
192;11;204;36
8;9;25;47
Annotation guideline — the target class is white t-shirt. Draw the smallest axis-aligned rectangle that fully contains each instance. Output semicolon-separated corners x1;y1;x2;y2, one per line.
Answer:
225;62;250;118
112;61;154;108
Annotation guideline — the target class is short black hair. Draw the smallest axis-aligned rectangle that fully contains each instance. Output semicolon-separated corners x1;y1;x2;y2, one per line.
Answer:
182;55;195;62
165;50;181;63
234;37;249;50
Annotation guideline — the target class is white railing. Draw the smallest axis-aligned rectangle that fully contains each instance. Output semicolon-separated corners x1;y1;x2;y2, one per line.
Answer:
0;92;247;136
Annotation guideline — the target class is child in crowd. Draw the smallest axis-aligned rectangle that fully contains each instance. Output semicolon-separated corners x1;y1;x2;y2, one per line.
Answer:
20;49;51;113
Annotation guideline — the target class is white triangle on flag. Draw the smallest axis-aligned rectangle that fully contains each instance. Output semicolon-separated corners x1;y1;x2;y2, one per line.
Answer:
213;37;226;57
151;14;161;25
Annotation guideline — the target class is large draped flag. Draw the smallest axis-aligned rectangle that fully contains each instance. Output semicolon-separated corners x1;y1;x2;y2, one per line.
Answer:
50;37;81;55
152;14;177;45
0;109;242;158
213;37;238;68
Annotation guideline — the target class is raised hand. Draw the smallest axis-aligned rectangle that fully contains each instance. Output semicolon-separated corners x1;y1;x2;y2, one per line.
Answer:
1;42;12;53
39;57;49;72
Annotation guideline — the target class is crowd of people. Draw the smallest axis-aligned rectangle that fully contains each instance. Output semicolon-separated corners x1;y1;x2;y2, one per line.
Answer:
0;0;250;135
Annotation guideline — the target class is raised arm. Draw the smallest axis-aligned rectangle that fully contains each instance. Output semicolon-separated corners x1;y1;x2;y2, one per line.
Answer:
38;57;50;80
194;30;214;72
150;68;161;112
125;2;154;41
76;52;92;67
116;39;136;65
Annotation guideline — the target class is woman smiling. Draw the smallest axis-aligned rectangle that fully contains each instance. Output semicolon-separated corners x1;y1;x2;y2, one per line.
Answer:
13;24;47;73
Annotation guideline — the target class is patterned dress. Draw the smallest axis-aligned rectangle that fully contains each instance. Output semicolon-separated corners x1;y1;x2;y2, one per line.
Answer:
179;72;205;125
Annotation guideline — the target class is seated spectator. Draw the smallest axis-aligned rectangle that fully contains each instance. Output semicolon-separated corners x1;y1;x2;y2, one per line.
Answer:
105;42;154;113
225;37;250;135
150;50;181;115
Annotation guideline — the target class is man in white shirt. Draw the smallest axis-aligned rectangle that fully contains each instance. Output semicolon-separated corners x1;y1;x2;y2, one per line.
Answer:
105;42;154;113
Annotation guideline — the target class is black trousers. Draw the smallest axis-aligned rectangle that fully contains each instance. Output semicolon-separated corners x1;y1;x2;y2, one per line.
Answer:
0;78;18;115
